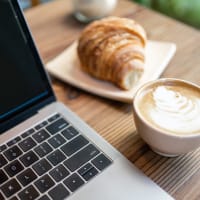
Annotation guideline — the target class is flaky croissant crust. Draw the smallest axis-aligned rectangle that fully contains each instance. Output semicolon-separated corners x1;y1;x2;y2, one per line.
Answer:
77;16;147;90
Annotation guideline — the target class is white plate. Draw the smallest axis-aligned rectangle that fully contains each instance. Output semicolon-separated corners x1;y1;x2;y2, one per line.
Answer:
46;41;176;103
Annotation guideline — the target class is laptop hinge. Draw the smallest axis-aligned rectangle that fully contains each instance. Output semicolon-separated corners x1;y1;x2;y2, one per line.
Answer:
0;96;55;134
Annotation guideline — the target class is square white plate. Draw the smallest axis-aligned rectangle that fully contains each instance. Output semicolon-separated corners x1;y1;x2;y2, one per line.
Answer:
46;41;176;103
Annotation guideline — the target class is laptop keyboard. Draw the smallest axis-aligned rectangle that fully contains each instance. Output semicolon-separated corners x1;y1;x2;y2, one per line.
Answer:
0;114;112;200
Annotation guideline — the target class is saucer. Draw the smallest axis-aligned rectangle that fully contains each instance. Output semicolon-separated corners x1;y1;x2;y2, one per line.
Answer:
46;40;176;103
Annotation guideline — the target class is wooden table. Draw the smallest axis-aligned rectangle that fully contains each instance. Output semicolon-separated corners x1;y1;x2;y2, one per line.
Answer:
25;1;200;199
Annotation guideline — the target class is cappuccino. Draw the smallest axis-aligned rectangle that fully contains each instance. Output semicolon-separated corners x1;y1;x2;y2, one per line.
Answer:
136;80;200;135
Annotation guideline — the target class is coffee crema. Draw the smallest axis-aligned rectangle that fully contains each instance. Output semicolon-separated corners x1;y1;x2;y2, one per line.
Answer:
137;82;200;135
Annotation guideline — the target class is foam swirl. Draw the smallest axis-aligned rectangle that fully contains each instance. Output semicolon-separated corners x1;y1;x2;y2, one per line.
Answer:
150;86;200;134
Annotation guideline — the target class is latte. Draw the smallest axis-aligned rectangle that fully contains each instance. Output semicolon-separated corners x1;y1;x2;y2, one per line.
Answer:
136;80;200;135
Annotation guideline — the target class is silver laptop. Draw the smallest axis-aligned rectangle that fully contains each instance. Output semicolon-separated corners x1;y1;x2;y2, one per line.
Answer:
0;1;173;200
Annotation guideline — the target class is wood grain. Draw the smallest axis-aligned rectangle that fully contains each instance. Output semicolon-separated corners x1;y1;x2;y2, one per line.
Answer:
31;0;40;7
25;0;200;199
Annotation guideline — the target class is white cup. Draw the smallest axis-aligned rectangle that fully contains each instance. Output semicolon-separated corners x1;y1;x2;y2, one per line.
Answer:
73;0;117;23
133;78;200;157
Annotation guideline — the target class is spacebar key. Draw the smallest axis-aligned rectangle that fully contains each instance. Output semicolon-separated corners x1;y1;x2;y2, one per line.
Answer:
64;144;100;172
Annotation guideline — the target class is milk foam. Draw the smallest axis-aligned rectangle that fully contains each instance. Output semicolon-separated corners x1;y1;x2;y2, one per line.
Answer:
149;86;200;134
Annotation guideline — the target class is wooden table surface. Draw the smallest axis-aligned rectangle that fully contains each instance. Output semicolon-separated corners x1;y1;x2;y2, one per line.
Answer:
25;0;200;199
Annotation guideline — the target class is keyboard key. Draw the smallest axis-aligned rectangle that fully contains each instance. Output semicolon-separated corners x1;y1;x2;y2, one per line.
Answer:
18;137;37;152
48;184;70;200
48;134;66;149
4;160;24;177
38;195;51;200
34;174;55;193
34;142;53;158
46;118;69;135
1;179;21;198
0;169;8;185
10;196;19;200
18;185;39;200
82;167;98;181
32;129;50;143
0;144;7;153
4;146;22;161
61;126;79;140
47;150;66;166
35;121;48;130
0;192;4;200
49;164;70;182
48;114;60;123
64;144;100;172
0;154;8;168
61;135;89;157
19;151;39;167
21;129;35;139
33;159;52;176
17;168;37;186
7;137;21;147
78;163;93;176
92;154;112;171
64;173;84;192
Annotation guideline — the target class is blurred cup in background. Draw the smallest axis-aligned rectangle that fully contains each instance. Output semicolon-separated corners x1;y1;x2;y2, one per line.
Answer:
73;0;117;23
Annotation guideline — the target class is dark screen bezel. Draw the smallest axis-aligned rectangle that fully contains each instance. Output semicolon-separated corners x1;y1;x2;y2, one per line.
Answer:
0;0;56;133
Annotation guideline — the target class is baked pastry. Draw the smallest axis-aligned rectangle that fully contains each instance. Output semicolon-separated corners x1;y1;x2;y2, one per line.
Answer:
77;16;147;90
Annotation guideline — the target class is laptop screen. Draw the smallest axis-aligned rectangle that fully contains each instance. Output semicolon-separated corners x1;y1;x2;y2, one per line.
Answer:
0;0;54;125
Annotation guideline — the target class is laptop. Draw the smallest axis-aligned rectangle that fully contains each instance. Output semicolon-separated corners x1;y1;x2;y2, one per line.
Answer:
0;1;174;200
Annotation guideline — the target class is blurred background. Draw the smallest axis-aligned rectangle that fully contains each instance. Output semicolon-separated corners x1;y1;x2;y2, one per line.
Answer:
134;0;200;29
18;0;53;9
18;0;200;29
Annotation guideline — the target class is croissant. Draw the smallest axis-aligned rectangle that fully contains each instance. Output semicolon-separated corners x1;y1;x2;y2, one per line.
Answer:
77;16;147;90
